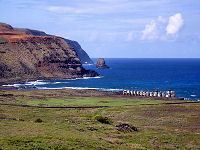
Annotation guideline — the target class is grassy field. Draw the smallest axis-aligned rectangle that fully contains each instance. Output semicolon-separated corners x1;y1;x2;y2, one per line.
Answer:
0;89;200;149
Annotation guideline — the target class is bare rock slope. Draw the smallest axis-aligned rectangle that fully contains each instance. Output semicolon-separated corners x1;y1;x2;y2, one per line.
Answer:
0;22;98;80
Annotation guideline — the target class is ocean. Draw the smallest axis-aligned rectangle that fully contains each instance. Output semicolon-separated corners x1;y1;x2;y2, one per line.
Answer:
5;58;200;100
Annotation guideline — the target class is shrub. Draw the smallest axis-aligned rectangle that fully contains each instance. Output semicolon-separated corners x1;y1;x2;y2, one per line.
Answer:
93;115;111;124
35;118;43;123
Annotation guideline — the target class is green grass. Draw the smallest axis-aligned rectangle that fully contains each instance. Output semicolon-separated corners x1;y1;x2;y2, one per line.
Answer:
0;89;200;149
25;97;177;107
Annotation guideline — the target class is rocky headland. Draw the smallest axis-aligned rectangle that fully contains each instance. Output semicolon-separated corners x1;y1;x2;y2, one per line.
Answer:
96;58;109;69
0;22;98;81
15;25;94;65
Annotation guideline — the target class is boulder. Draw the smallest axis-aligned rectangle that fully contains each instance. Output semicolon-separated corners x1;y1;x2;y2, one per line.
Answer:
116;123;138;133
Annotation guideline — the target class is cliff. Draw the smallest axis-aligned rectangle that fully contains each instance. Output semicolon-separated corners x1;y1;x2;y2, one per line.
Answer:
96;58;109;69
0;22;98;80
15;27;94;64
65;39;93;64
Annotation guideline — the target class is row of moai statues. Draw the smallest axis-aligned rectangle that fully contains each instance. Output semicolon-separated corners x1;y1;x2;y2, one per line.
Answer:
123;89;175;98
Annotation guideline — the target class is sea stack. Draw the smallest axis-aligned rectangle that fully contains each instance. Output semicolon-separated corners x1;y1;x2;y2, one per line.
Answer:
96;58;109;69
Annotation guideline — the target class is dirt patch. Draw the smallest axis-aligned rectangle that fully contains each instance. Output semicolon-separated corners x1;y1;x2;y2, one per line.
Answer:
0;94;14;97
0;117;24;121
99;100;109;103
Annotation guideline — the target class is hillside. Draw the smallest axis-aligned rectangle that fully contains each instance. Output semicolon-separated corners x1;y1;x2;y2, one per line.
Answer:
15;27;94;64
0;22;98;80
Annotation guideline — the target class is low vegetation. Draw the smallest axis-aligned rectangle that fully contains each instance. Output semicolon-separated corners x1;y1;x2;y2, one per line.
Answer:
93;115;111;124
0;89;200;149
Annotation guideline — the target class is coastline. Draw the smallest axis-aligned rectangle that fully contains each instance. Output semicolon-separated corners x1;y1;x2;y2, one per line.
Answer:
0;83;185;101
1;76;198;101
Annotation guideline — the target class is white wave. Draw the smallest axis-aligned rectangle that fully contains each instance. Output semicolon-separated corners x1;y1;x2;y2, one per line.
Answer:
104;88;123;91
2;80;48;87
83;76;102;79
25;80;48;86
25;80;69;85
37;86;122;91
64;87;99;90
36;86;95;90
82;64;94;66
64;87;122;91
54;82;62;84
191;95;196;97
2;84;21;87
48;82;69;84
2;76;101;87
75;76;103;80
37;87;64;90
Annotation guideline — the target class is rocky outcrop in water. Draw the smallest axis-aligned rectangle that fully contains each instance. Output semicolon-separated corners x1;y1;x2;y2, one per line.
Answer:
0;22;98;80
96;58;109;69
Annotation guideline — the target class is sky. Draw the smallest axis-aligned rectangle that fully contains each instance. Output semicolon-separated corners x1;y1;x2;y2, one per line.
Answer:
0;0;200;58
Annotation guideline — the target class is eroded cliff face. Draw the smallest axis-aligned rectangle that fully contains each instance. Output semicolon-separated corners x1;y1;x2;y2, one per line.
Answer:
0;23;98;80
15;27;94;65
65;39;94;64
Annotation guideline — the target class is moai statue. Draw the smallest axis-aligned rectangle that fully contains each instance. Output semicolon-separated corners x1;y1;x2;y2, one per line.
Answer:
172;91;175;98
159;91;162;97
123;90;125;95
135;90;137;96
138;91;140;96
144;90;146;96
151;91;154;97
141;91;143;96
155;89;158;97
133;90;135;96
124;90;127;95
127;90;130;95
163;91;166;97
168;89;171;98
147;91;150;97
131;90;134;96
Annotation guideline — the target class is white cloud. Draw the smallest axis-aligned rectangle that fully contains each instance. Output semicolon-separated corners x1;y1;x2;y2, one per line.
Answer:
141;20;158;40
141;13;184;41
166;13;184;34
41;0;170;15
126;31;134;41
158;16;166;23
46;6;74;13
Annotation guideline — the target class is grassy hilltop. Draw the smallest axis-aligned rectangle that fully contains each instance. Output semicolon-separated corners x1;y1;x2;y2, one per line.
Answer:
0;89;200;149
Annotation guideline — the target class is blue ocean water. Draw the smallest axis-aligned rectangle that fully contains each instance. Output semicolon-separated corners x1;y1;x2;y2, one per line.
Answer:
7;58;200;100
